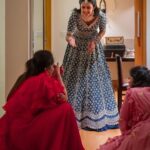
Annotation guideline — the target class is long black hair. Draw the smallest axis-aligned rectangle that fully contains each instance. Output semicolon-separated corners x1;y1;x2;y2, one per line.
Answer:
130;66;150;87
74;0;100;16
25;50;54;77
7;50;54;100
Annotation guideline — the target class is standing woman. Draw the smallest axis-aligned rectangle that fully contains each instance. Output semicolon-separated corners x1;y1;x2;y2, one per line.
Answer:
62;0;119;131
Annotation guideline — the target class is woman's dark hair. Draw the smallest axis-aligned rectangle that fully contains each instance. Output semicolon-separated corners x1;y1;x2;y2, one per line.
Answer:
7;50;54;100
130;66;150;87
25;50;54;77
74;0;100;16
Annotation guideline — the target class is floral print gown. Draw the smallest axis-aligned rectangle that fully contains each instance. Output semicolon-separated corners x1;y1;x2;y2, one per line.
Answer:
62;10;119;131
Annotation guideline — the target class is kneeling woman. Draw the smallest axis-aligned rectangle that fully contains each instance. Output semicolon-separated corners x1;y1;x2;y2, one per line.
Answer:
0;50;84;150
98;66;150;150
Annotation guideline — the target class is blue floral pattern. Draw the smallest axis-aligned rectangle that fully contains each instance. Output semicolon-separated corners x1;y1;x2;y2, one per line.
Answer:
62;10;119;130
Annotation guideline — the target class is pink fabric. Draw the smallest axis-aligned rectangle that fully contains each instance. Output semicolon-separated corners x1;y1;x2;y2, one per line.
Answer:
98;87;150;150
0;71;84;150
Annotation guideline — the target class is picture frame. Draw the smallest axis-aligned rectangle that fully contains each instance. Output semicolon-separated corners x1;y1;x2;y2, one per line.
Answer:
105;36;124;45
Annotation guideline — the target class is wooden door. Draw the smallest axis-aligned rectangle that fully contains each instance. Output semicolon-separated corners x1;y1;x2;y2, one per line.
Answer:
134;0;146;65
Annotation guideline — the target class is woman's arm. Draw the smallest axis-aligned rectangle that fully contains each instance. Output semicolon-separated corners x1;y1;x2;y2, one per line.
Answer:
52;63;68;101
66;10;78;47
96;30;106;43
96;11;106;43
87;12;106;54
119;89;133;133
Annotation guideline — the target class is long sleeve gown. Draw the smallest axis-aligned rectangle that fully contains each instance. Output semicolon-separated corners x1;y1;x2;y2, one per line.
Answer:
62;10;119;131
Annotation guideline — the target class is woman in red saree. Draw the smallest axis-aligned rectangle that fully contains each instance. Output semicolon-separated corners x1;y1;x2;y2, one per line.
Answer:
0;50;84;150
98;66;150;150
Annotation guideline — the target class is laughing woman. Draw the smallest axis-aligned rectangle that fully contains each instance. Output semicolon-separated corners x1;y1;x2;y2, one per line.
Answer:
62;0;119;131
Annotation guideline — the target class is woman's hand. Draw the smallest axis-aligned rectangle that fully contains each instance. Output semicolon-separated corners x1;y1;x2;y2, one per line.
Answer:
52;63;68;100
52;63;61;79
67;36;77;47
57;93;68;102
52;64;64;77
60;66;64;75
87;41;96;54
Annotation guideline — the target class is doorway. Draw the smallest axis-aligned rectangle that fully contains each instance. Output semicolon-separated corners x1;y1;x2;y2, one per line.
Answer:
42;0;146;65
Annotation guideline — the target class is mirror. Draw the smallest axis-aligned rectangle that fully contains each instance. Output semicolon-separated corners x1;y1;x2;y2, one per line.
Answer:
30;0;44;54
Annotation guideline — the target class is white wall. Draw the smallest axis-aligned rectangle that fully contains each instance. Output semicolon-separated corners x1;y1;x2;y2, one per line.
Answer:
51;0;78;64
5;0;30;101
52;0;134;64
146;0;150;68
0;0;5;115
105;0;134;38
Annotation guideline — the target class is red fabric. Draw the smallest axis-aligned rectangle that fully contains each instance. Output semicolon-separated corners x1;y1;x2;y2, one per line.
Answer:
98;87;150;150
0;71;84;150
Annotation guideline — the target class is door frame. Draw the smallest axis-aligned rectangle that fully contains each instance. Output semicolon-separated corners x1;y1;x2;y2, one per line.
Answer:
134;0;146;65
43;0;51;51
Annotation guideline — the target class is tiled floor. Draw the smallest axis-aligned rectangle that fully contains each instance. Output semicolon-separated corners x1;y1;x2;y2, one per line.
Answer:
80;129;121;150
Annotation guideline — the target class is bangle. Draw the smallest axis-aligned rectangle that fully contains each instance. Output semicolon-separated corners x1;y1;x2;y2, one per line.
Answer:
66;32;73;36
66;32;73;39
66;32;75;43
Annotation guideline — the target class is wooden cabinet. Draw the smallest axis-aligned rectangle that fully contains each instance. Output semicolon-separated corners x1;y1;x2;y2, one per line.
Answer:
106;58;134;90
106;58;135;80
